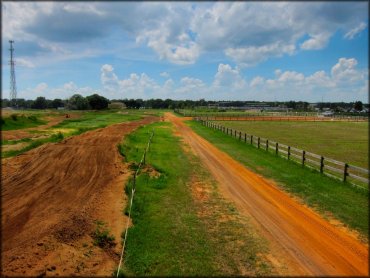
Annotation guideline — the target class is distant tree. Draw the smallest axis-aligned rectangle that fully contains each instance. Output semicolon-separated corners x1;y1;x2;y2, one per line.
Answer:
354;101;363;111
50;98;64;109
32;96;48;109
1;99;11;108
67;94;90;110
86;94;109;110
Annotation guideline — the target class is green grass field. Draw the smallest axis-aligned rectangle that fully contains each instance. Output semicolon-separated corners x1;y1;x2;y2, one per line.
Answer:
1;113;47;130
213;120;368;168
117;121;273;276
188;120;369;241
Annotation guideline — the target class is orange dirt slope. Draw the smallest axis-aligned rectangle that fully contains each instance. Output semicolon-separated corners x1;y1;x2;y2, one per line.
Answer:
1;116;158;276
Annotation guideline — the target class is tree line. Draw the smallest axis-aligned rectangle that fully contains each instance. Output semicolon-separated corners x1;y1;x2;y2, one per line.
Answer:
1;94;367;112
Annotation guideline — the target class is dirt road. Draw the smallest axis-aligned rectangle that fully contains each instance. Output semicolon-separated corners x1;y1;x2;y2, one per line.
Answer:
1;116;158;276
166;112;368;276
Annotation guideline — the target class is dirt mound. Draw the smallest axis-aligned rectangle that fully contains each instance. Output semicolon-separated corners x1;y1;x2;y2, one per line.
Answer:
1;116;158;276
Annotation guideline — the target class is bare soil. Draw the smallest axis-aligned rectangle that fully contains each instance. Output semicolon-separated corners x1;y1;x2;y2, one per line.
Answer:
1;116;158;276
166;112;368;276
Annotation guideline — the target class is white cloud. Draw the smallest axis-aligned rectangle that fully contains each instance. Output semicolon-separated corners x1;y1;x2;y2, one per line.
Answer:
213;63;246;88
16;58;35;68
3;2;367;67
16;57;368;102
331;58;364;82
300;33;331;50
250;76;264;87
19;81;93;99
160;72;170;78
344;22;367;39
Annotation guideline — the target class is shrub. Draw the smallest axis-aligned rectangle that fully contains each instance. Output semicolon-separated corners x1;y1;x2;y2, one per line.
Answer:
10;114;18;121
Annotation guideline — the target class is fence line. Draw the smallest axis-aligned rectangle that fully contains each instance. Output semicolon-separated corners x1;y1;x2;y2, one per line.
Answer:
117;129;154;277
175;109;368;122
198;120;369;190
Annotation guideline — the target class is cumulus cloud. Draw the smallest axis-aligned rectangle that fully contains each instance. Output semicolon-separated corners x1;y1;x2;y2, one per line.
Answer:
3;2;367;66
19;81;93;99
300;33;331;50
213;64;246;88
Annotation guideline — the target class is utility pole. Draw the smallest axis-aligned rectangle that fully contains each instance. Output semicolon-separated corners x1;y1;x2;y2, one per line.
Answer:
9;40;17;107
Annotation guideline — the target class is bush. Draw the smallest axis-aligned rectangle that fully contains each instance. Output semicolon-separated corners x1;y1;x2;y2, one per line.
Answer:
10;114;18;121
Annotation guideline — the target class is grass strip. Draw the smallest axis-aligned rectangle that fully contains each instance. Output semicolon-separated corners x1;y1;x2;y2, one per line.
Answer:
187;120;369;241
118;122;273;276
1;114;46;130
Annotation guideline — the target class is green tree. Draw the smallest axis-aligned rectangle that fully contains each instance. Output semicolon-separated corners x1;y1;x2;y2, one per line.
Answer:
67;94;90;110
86;94;109;110
32;96;48;109
50;98;64;109
354;101;363;111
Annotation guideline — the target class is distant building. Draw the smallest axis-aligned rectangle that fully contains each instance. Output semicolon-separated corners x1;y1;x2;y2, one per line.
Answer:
108;102;127;109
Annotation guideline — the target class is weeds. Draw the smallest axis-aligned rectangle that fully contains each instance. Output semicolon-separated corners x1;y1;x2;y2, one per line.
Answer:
92;220;115;248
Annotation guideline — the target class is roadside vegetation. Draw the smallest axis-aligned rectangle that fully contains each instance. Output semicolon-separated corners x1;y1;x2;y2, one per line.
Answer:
187;120;369;241
1;113;46;130
213;120;368;168
117;122;274;276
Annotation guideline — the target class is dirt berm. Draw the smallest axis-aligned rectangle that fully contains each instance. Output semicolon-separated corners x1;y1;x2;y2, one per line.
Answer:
1;116;158;276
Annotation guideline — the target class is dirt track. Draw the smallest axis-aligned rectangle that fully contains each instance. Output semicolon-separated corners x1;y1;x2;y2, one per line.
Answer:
1;116;158;276
166;112;368;276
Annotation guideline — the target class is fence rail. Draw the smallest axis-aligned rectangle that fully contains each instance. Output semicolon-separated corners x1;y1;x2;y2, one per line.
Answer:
198;120;369;189
174;109;368;122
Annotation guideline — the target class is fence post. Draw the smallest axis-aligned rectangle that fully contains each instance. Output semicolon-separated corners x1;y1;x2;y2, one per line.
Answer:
320;156;324;173
143;149;146;164
227;128;229;135
287;146;290;160
239;131;241;141
234;130;237;137
258;137;260;148
275;142;278;155
266;139;269;151
302;150;305;166
343;163;349;182
251;135;253;145
244;133;247;143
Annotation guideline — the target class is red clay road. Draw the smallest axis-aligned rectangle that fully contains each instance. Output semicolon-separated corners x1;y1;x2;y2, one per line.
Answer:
166;112;368;276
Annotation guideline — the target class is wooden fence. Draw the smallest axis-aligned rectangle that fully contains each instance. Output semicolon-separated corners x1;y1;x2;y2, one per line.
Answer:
199;120;369;189
175;109;368;122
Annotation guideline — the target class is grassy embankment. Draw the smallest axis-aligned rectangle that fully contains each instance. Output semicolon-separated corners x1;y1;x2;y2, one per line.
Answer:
213;120;368;168
1;113;46;130
117;121;274;276
187;120;369;241
1;110;144;158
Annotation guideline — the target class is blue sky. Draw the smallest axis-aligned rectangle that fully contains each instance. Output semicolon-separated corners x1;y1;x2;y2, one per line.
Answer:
1;1;369;102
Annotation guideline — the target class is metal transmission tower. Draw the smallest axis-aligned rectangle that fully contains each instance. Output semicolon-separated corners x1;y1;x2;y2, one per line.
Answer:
9;40;17;106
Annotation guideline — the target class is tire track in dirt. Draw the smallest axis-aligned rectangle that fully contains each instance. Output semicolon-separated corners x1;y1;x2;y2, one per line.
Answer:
1;116;158;276
166;112;368;276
